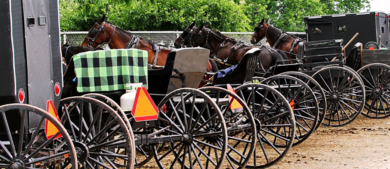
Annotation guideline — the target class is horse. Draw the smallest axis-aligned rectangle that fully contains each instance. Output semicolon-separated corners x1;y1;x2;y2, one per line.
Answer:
250;19;305;59
61;43;103;65
81;16;216;86
174;22;287;72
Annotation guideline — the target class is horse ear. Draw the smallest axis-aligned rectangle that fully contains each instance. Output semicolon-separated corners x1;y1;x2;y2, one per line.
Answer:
265;19;269;23
99;14;106;22
260;19;264;25
199;25;204;31
189;21;196;28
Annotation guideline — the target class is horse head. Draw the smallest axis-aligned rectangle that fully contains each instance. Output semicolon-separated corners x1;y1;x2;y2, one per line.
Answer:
251;19;269;44
174;21;196;48
81;15;118;48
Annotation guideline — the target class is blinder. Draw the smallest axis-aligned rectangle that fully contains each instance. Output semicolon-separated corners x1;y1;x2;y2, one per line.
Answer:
85;21;111;48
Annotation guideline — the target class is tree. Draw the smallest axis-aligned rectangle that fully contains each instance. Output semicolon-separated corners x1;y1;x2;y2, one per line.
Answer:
244;0;370;32
61;0;371;32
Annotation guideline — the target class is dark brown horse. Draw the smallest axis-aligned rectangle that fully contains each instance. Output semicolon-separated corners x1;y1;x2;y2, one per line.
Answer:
61;43;102;65
81;16;215;86
251;19;305;59
175;22;286;71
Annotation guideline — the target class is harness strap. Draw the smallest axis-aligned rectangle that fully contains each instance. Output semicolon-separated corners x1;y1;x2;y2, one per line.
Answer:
125;35;140;49
152;44;160;67
273;33;288;48
289;38;301;53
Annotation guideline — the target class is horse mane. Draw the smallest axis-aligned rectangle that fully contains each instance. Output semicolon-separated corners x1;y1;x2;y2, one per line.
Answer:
267;25;300;43
105;21;158;46
210;29;228;40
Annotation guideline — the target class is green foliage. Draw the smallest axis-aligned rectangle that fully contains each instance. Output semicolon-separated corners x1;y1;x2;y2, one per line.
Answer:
60;0;251;32
60;0;371;32
245;0;370;32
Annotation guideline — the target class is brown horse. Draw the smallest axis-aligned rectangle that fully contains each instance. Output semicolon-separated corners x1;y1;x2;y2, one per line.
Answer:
175;22;287;71
81;16;215;86
81;15;171;67
250;19;305;59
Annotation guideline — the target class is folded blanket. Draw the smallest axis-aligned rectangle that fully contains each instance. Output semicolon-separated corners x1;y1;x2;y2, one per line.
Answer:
72;49;148;93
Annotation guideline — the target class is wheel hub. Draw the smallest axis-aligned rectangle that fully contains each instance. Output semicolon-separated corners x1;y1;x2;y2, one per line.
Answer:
74;142;89;163
375;88;381;94
9;159;24;169
183;133;192;143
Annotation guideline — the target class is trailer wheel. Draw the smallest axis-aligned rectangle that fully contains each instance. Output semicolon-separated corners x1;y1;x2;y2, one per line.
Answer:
234;84;295;168
280;71;327;129
0;103;78;169
199;86;257;169
59;96;134;169
261;75;319;146
312;66;365;126
357;63;390;118
153;88;228;169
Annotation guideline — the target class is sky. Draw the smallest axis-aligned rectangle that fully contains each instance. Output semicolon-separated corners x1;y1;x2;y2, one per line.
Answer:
364;0;390;13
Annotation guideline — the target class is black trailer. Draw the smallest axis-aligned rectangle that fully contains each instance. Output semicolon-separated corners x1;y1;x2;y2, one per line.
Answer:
0;0;80;168
304;12;390;55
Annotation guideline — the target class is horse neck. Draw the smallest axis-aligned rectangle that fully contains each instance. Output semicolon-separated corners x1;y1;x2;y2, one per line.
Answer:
265;26;282;47
108;28;132;49
205;31;228;53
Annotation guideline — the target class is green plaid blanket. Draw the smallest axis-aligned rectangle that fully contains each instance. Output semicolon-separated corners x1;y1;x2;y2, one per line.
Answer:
72;49;148;93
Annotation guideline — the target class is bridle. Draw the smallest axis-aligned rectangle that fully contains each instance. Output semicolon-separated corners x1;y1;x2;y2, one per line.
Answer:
179;28;195;48
84;21;116;48
252;24;268;44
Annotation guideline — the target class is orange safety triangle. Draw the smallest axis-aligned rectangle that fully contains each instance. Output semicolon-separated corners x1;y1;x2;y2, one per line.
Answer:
227;84;243;113
132;87;159;122
45;100;62;139
289;100;295;111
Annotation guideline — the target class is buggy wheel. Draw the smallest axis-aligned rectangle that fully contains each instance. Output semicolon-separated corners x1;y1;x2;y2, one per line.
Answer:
357;63;390;118
252;77;266;83
199;86;257;169
0;103;78;169
280;71;327;129
312;66;365;126
59;96;133;169
234;84;295;168
153;88;228;169
261;75;319;146
82;93;136;167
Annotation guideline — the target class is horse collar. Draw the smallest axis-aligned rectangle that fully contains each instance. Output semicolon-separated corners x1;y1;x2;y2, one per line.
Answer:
65;46;72;65
273;33;287;48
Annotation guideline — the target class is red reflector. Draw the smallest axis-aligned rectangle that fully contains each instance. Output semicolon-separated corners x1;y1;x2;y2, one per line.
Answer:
376;13;379;16
289;100;295;110
387;15;389;18
369;47;375;50
54;82;60;96
18;88;25;103
162;104;167;113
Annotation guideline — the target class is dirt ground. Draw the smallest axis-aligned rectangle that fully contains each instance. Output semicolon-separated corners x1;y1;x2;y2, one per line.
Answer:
137;114;390;169
271;115;390;169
